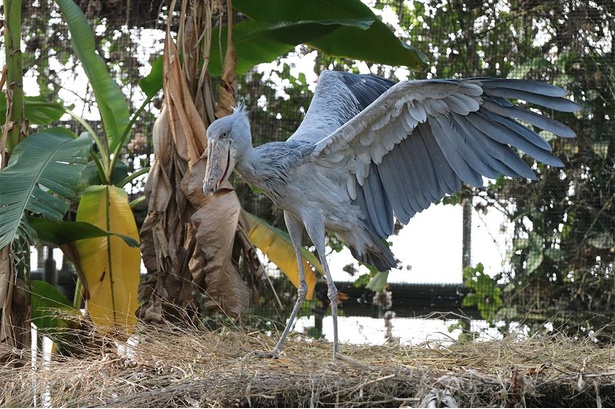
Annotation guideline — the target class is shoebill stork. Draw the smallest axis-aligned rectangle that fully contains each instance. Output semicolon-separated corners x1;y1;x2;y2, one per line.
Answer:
203;70;579;359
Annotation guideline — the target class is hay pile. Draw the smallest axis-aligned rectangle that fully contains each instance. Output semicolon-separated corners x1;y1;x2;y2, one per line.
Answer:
2;322;614;407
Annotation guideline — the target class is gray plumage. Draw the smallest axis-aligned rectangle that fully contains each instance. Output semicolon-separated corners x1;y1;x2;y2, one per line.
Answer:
203;70;579;359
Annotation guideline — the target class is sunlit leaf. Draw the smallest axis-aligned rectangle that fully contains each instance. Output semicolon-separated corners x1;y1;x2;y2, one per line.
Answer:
527;251;544;274
139;55;163;98
365;270;389;292
75;185;140;337
244;211;322;300
544;247;564;261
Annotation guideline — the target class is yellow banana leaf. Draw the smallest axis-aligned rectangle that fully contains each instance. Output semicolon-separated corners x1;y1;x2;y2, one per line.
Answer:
244;211;323;300
75;185;140;337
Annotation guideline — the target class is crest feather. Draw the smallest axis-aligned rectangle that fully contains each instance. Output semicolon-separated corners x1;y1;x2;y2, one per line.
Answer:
233;102;247;115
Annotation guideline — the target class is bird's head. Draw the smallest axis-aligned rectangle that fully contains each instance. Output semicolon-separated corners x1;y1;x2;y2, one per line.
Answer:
203;103;251;195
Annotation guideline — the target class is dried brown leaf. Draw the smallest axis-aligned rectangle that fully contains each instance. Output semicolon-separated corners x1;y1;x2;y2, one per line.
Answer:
139;1;261;321
163;32;207;165
144;111;174;214
191;191;249;317
139;105;196;321
215;0;237;117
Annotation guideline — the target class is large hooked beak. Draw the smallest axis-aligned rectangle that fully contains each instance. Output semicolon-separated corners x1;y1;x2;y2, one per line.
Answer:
203;139;237;195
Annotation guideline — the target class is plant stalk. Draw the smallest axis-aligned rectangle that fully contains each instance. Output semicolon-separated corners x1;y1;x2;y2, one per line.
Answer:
108;95;154;180
1;0;32;358
3;0;26;154
65;109;110;184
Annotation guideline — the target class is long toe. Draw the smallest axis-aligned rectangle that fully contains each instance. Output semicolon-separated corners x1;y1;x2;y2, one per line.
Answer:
254;350;281;359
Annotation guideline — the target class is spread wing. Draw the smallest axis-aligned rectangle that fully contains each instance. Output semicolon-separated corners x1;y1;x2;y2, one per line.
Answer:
306;71;579;240
288;71;395;144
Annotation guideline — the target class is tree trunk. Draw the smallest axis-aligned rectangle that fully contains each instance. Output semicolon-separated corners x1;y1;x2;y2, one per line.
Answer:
0;243;31;365
137;0;261;323
1;0;31;365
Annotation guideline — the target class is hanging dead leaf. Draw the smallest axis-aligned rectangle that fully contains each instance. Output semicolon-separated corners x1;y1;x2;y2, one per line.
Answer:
138;3;261;320
163;32;207;165
191;190;249;317
215;0;237;117
138;94;197;321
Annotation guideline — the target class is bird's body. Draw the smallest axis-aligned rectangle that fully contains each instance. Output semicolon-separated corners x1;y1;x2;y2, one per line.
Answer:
203;70;579;359
237;138;396;271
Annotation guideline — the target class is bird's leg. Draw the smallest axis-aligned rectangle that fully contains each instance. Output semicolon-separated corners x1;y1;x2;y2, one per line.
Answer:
271;212;308;357
317;250;339;359
304;221;339;360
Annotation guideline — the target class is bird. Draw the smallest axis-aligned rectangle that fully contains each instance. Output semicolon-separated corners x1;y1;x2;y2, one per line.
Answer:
202;70;579;359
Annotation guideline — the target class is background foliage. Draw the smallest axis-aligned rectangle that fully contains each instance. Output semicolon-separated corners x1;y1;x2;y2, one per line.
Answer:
7;0;615;340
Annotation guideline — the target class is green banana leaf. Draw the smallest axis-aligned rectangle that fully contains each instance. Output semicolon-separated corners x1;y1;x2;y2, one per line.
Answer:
0;128;91;249
29;217;139;248
208;18;373;76
31;280;81;336
54;0;130;153
0;93;67;126
142;0;427;95
231;0;427;72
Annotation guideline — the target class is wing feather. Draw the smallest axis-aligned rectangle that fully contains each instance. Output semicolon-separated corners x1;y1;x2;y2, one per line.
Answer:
408;102;428;122
398;133;438;211
482;99;577;138
363;165;394;238
447;94;473;115
416;123;462;194
453;113;537;179
484;87;580;111
377;147;414;223
388;135;428;215
403;132;445;203
289;71;395;144
293;72;577;266
471;111;564;166
428;117;485;187
480;78;569;97
437;116;503;180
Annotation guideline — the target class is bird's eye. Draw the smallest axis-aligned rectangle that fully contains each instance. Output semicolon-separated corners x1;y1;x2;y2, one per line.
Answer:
220;132;228;139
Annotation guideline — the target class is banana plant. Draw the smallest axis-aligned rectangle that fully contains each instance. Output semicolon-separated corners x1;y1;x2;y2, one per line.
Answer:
49;0;151;338
0;0;151;340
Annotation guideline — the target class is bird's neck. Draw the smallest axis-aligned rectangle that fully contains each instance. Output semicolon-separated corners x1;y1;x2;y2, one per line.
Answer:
235;141;300;194
235;144;264;186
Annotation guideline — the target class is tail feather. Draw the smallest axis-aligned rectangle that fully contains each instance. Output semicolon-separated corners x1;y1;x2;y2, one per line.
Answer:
349;239;397;271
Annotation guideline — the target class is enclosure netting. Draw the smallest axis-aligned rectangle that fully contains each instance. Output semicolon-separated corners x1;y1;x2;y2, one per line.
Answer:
19;0;615;342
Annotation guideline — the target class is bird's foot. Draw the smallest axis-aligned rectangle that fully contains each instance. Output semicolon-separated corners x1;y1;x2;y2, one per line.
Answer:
334;353;363;365
254;350;281;359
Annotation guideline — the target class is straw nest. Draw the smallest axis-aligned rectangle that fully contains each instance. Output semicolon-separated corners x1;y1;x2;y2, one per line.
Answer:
2;321;614;408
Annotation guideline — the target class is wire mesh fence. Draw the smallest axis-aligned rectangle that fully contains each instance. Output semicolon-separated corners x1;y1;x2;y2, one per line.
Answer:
17;0;615;343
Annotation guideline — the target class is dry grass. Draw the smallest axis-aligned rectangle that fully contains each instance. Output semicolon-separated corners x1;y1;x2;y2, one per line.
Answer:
1;321;614;407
